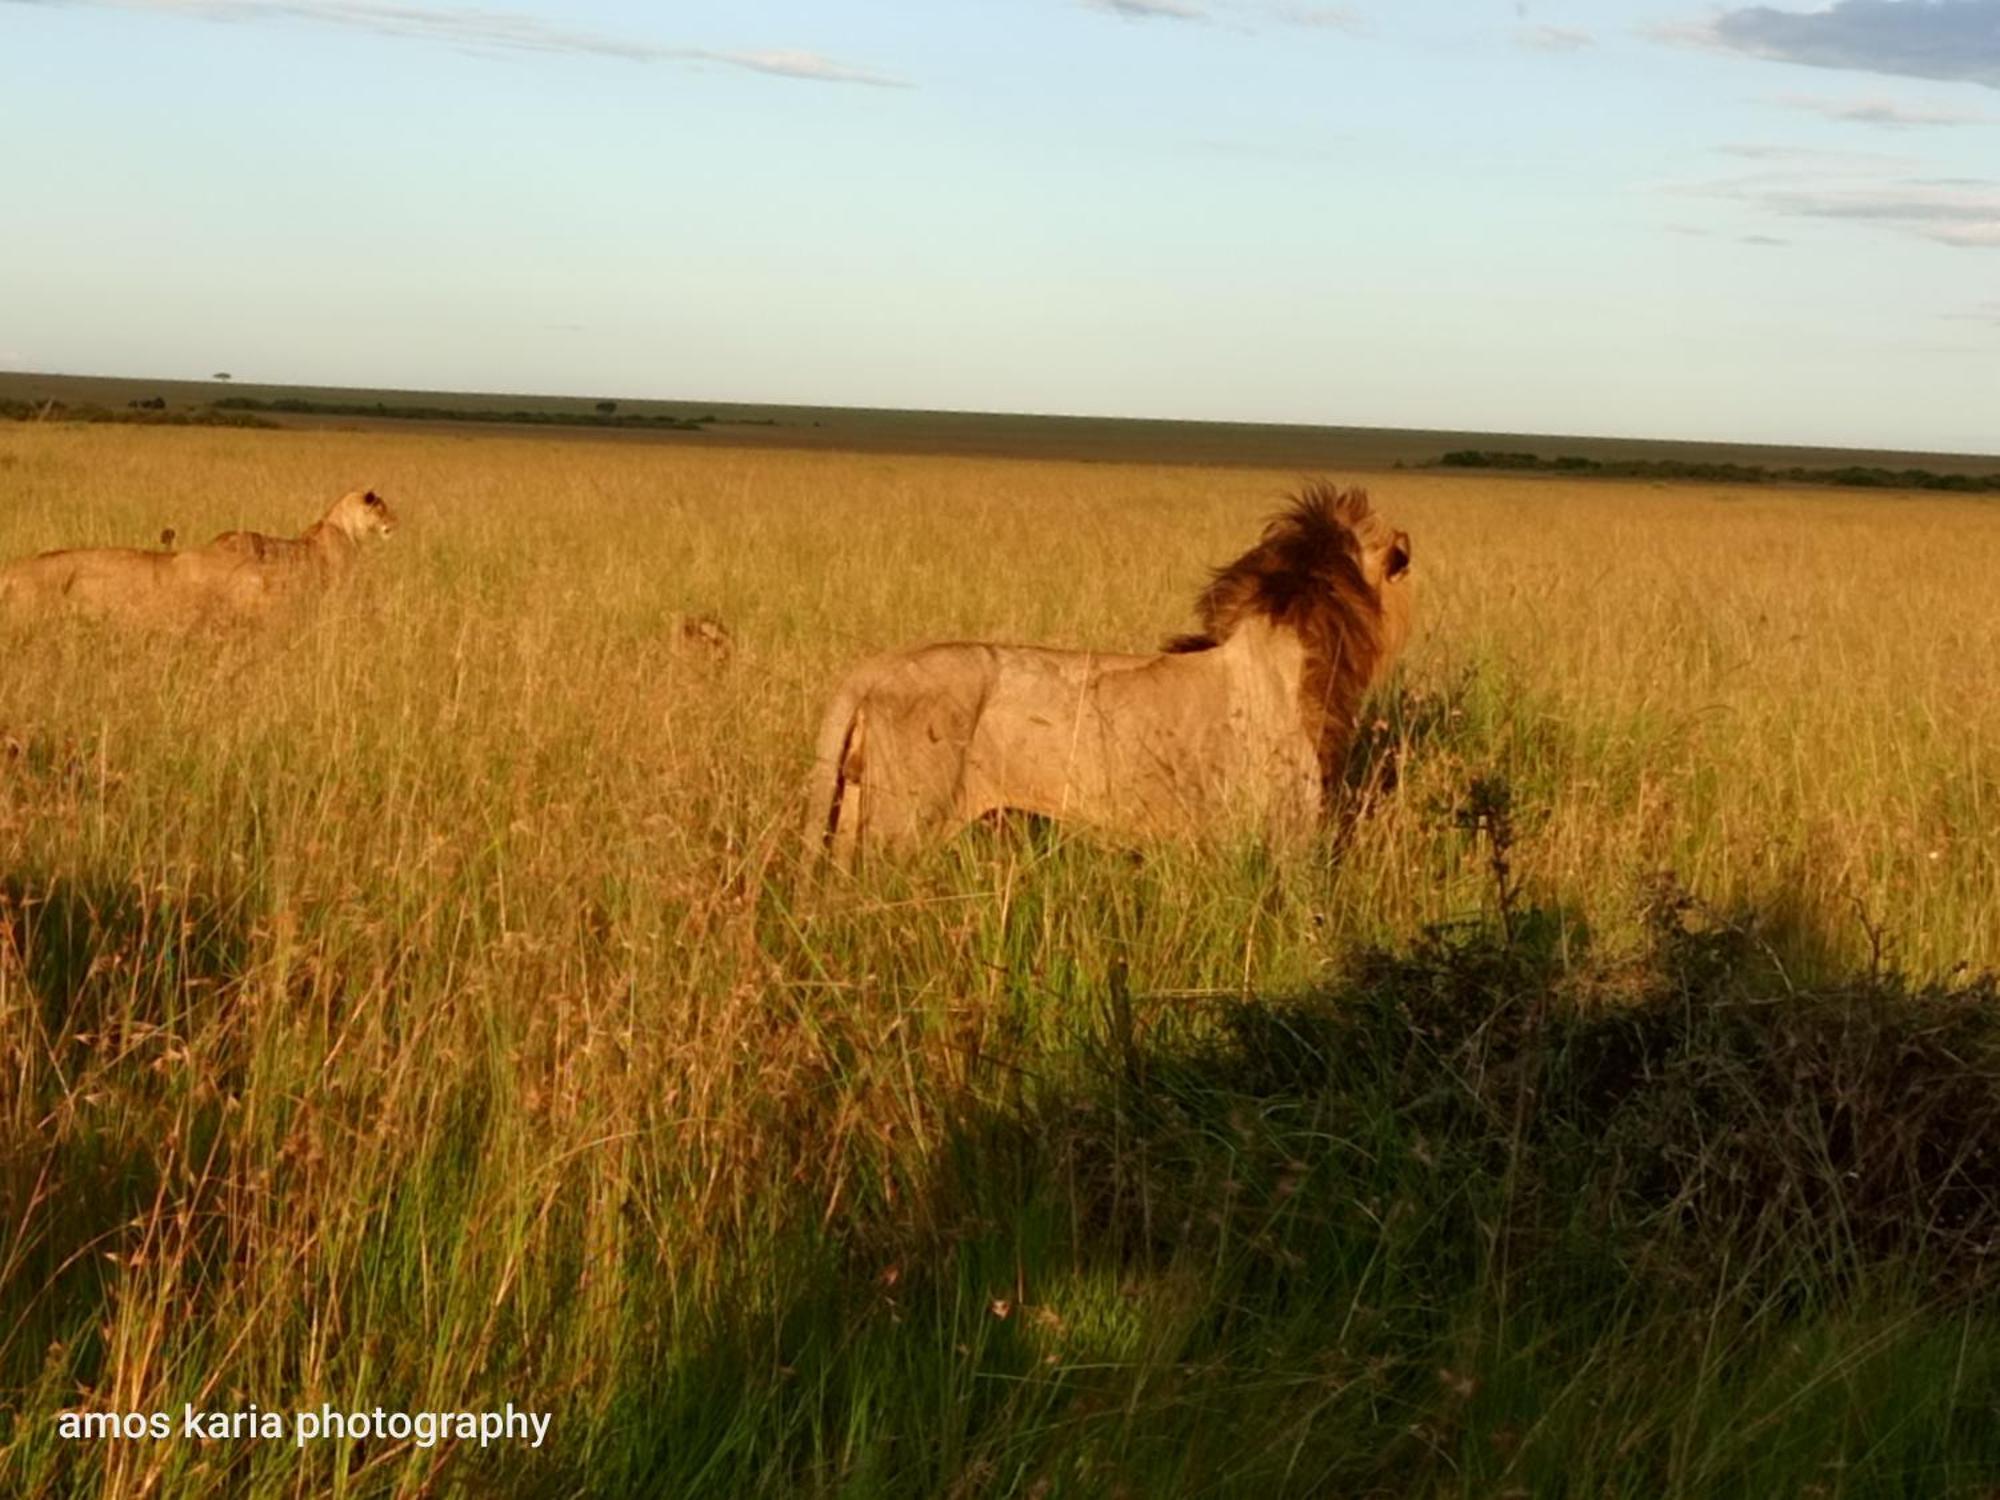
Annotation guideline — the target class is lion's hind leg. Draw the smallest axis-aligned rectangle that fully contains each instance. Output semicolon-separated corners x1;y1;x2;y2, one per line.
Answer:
806;647;996;869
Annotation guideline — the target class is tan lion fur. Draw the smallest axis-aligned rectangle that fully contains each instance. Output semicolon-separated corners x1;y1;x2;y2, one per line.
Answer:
0;487;401;625
0;539;274;623
806;481;1413;863
208;487;399;571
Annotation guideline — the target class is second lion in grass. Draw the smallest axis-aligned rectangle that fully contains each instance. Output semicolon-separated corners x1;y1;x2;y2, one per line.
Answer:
208;487;399;571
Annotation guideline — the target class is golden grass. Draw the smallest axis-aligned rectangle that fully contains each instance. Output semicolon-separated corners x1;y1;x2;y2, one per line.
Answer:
2;423;1997;1495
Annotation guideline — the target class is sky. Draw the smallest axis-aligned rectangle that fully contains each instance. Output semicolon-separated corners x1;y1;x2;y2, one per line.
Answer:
0;0;1995;452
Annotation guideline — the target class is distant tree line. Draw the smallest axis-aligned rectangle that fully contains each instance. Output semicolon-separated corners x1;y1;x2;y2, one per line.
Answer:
1;398;274;429
212;396;713;432
1;392;783;436
1433;449;2000;494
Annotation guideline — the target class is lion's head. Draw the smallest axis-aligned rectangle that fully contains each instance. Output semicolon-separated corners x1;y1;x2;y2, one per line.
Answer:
1169;482;1413;788
327;488;399;542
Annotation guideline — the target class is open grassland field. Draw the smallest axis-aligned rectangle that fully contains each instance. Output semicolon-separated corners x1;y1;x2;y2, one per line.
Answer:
4;424;2000;1498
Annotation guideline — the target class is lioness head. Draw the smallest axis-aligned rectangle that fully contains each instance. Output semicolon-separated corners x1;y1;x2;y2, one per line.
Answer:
329;488;400;541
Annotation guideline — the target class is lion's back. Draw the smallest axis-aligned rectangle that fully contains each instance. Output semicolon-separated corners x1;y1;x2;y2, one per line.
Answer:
208;530;306;564
855;641;1174;827
838;642;1002;751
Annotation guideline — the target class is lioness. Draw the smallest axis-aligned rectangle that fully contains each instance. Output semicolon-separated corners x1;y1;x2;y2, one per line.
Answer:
0;538;273;622
208;487;399;569
1;487;401;624
807;482;1413;863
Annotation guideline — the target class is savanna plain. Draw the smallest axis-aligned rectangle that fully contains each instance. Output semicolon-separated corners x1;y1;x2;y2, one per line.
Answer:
4;423;2000;1498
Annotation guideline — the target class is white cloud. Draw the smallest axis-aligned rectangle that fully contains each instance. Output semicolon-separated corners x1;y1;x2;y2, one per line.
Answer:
1680;169;2000;248
1714;141;1918;168
1773;90;1993;125
1514;23;1593;52
3;0;911;85
1081;0;1209;18
1082;1;1373;32
1265;4;1367;31
1925;221;2000;243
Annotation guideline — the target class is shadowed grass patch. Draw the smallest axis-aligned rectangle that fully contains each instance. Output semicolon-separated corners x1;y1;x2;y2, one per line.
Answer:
565;889;2000;1498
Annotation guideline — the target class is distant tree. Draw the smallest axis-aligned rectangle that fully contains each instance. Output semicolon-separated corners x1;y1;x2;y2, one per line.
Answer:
213;372;233;382
596;400;617;414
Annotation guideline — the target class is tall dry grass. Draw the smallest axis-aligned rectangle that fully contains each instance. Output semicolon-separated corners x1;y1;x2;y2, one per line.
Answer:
2;424;1998;1497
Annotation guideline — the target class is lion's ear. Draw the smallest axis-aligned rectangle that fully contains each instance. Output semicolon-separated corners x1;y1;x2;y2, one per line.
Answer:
1386;532;1411;581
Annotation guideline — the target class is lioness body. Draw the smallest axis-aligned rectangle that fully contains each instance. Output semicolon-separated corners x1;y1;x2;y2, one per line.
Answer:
0;544;270;620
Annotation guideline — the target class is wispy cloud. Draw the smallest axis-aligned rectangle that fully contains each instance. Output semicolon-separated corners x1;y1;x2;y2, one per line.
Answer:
1667;124;2000;247
1647;19;1725;47
1700;0;2000;90
1941;300;2000;322
1082;0;1209;18
1680;171;2000;247
1265;4;1367;31
1772;90;1992;126
4;0;911;85
1715;141;1917;167
1514;23;1593;52
1082;0;1371;31
1761;183;2000;237
1665;223;1794;245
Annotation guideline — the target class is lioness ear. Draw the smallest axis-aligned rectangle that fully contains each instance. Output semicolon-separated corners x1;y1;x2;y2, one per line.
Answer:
363;491;383;507
1386;531;1411;581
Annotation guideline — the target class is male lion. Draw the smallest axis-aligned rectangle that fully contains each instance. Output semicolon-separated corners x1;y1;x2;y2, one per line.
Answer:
806;482;1413;863
208;487;399;570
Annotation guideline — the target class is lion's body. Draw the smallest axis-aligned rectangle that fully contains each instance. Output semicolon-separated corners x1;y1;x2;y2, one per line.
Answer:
811;622;1320;855
808;483;1413;863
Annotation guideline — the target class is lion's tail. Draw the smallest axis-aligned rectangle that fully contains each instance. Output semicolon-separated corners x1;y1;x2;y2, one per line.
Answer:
804;680;867;865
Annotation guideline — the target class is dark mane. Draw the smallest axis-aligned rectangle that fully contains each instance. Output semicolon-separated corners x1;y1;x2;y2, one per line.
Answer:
1179;481;1392;791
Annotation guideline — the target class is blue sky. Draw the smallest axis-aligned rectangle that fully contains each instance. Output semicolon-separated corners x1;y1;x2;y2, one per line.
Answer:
1;0;1995;451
